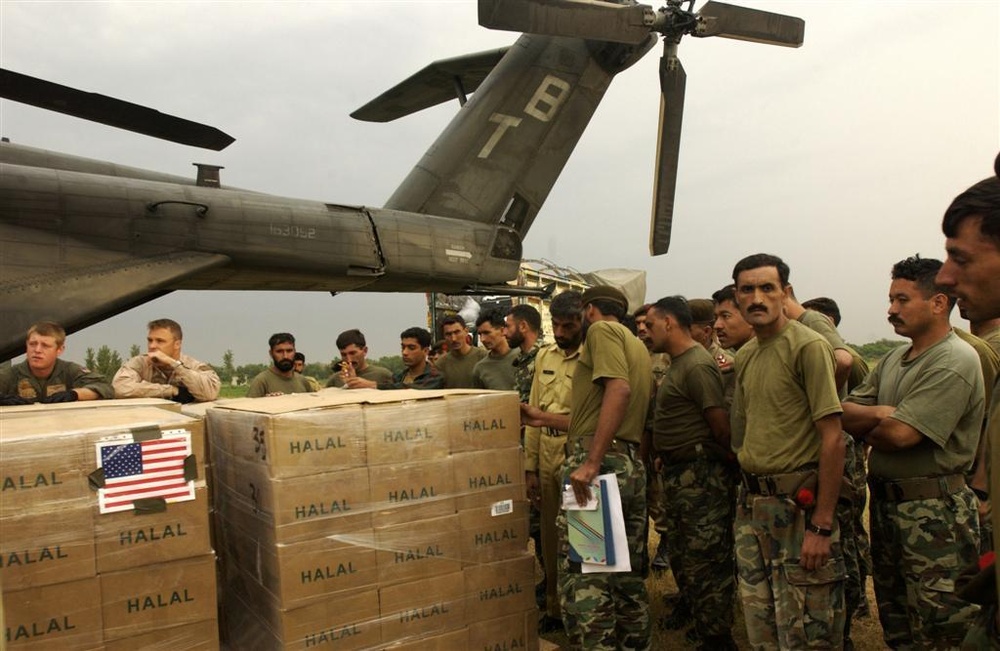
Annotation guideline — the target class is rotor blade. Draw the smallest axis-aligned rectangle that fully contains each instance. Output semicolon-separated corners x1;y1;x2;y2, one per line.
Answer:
478;0;654;45
650;54;686;256
695;1;804;48
0;69;235;150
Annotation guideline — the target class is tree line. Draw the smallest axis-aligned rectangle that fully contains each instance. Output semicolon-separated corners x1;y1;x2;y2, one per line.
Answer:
80;340;907;386
81;346;405;385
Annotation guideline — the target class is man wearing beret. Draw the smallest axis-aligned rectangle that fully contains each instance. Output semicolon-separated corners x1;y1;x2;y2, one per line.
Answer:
557;285;653;650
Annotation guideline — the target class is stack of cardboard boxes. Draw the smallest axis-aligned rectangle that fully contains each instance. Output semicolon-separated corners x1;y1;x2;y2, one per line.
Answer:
208;389;538;650
1;403;218;650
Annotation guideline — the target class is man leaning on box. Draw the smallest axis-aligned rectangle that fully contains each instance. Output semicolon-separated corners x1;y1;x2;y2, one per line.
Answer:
0;320;112;404
556;285;653;651
113;318;220;403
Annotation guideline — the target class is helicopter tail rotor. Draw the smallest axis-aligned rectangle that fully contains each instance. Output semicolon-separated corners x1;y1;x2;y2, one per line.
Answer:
477;0;804;255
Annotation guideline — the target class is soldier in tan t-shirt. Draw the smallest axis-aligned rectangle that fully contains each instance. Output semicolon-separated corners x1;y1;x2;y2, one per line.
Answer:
558;285;652;650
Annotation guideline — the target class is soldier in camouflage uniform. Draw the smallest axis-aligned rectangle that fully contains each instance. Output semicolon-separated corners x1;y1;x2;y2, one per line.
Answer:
790;292;870;644
0;321;112;404
844;256;983;649
936;170;1000;650
558;285;652;650
506;304;544;403
730;254;847;649
646;296;737;649
504;303;547;614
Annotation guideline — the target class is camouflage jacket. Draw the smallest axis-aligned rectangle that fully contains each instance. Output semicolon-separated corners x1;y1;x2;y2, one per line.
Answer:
513;339;544;403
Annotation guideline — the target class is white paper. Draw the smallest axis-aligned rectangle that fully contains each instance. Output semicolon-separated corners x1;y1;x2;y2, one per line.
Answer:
561;483;599;511
582;472;631;574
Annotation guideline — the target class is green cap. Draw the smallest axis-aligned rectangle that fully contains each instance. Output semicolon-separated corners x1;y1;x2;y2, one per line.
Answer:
687;298;715;324
581;285;629;311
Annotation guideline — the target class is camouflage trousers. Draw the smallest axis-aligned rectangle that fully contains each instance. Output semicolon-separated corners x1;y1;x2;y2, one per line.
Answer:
961;604;1000;650
735;491;846;649
839;434;870;637
870;486;981;649
659;456;736;638
557;440;650;651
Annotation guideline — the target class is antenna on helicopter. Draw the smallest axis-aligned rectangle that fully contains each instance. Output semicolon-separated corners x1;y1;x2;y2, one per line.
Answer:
477;0;804;255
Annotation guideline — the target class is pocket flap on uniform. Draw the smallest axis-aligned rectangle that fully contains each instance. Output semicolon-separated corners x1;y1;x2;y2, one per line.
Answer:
922;574;956;594
782;559;845;587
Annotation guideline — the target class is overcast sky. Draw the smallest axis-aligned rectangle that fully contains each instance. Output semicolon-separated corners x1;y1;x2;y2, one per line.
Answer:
2;1;997;367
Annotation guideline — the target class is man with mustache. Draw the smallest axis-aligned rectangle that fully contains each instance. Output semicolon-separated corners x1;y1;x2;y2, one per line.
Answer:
246;333;315;397
935;167;1000;648
729;253;846;649
843;255;983;649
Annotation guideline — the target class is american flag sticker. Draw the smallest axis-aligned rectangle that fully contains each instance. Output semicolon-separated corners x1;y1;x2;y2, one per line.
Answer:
95;429;195;514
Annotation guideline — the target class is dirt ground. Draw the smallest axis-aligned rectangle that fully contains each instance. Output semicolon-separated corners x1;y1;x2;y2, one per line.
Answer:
537;530;887;650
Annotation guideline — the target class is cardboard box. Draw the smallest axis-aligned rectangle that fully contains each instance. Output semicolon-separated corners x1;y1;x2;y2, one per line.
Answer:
378;571;466;643
223;585;381;651
363;398;450;465
101;618;219;651
93;485;212;573
207;398;367;478
458;500;530;566
469;612;530;651
446;392;521;453
384;626;470;650
217;514;378;607
451;447;525;510
100;553;217;641
463;555;536;623
212;460;372;542
2;576;104;649
0;397;181;417
0;431;90;518
368;458;456;526
374;514;461;585
0;506;95;590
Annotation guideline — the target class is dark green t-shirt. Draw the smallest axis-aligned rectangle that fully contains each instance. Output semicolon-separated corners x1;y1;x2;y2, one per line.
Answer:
435;347;487;389
568;321;652;445
326;364;394;388
732;320;842;474
247;368;314;398
472;349;518;391
845;330;984;479
653;345;725;452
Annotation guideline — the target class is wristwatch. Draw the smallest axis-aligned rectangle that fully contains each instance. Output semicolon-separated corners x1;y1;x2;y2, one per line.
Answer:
805;522;833;537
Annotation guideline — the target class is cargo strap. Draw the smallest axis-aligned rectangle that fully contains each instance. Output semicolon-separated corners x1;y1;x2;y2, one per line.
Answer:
741;470;815;497
869;474;966;503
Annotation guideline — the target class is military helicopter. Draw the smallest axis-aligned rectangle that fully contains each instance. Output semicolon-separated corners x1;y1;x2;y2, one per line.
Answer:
0;0;803;361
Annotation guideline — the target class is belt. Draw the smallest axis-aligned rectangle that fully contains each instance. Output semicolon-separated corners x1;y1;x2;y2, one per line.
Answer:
657;441;731;465
543;427;566;438
741;470;815;496
869;474;966;503
565;435;637;457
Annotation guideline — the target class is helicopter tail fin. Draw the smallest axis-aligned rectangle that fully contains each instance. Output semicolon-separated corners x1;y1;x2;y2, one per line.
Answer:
356;34;654;244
